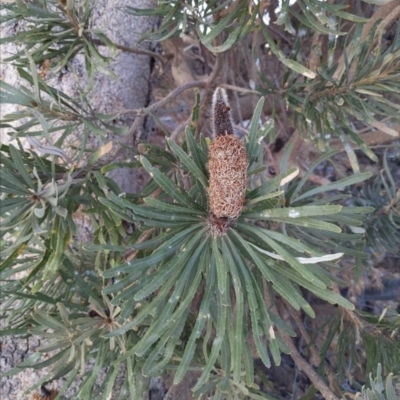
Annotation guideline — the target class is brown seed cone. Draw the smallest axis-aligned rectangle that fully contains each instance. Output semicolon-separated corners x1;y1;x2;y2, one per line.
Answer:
207;134;248;219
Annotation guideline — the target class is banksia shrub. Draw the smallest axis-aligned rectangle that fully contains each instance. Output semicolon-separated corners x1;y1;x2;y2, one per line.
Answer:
88;94;374;397
2;90;375;399
208;88;248;221
2;1;399;398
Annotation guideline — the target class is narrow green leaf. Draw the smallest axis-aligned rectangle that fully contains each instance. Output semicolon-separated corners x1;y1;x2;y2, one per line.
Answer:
262;24;316;79
0;169;32;193
289;150;339;201
134;234;208;355
32;310;65;332
292;172;372;203
167;138;208;187
128;226;189;250
226;236;271;368
229;229;274;282
212;237;227;294
174;251;214;384
102;227;193;278
193;287;229;391
185;127;207;173
243;205;342;219
205;23;243;53
270;269;315;317
220;238;244;383
199;5;242;45
243;341;254;387
246;97;265;165
292;4;344;36
142;308;190;377
385;374;397;400
273;263;354;310
246;190;284;205
8;144;34;188
146;251;207;376
232;282;244;381
252;235;326;288
100;366;119;400
220;332;231;391
107;230;207;339
237;223;318;256
271;217;342;232
250;270;278;349
306;282;355;309
140;156;201;209
246;167;299;200
0;243;26;273
134;255;187;301
129;203;201;223
143;197;205;215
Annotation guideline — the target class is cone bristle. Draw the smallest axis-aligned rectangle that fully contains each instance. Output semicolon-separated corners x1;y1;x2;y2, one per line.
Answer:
207;135;248;219
212;88;234;137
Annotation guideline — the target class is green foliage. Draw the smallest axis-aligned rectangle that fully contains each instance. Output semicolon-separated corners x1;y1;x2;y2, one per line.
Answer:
0;135;132;281
0;141;74;280
0;0;117;80
1;256;148;399
318;309;400;384
0;68;128;141
355;364;400;400
291;22;400;172
126;0;369;52
128;1;400;170
0;96;375;398
350;149;400;256
1;1;400;399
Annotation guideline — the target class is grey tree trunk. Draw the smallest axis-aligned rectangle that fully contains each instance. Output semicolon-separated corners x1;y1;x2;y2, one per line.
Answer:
0;1;166;399
89;0;158;194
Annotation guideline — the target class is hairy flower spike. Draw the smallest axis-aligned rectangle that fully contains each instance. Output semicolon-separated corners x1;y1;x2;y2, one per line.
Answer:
212;87;234;137
32;386;59;400
208;88;248;223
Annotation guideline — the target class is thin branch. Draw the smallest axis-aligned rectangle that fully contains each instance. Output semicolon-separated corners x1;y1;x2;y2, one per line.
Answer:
279;330;340;400
332;2;400;82
262;141;278;177
122;52;222;140
266;24;293;45
308;31;321;73
120;81;207;117
233;124;249;136
125;229;154;262
116;81;208;143
219;83;260;95
285;305;339;388
63;8;81;34
329;125;400;151
310;58;400;100
61;4;166;68
117;29;226;141
205;52;223;85
359;4;400;48
127;115;145;143
171;117;191;141
37;106;78;122
196;52;224;136
92;38;165;68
